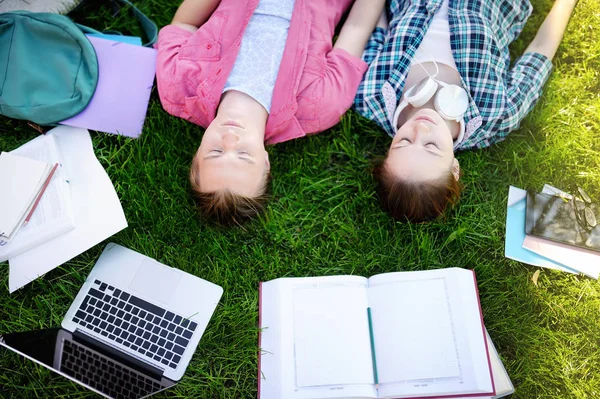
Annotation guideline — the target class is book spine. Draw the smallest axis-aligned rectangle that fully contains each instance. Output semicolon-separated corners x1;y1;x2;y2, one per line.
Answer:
257;282;263;399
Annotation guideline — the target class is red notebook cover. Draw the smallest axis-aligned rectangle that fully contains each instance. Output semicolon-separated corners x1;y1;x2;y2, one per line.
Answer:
257;281;263;399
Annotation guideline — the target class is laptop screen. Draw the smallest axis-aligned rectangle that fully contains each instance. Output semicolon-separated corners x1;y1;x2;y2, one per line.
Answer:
0;328;175;399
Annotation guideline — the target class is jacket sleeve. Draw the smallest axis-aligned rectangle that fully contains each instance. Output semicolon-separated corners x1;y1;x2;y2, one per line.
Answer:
362;26;386;66
301;48;368;132
480;52;553;147
155;25;194;116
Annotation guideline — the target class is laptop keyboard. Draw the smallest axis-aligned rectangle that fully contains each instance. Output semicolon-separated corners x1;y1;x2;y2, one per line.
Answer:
61;338;162;399
71;279;198;369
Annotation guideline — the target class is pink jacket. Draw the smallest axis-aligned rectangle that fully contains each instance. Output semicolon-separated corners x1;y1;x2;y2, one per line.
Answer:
156;0;368;144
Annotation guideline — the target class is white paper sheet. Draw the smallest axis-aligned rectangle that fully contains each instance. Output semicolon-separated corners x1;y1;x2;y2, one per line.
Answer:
8;126;127;292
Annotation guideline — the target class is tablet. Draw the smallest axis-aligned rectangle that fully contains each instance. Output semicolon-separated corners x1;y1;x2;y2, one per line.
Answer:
525;191;600;253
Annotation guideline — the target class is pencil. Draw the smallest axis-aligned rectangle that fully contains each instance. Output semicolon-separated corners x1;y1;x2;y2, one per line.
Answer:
367;307;379;388
23;163;59;227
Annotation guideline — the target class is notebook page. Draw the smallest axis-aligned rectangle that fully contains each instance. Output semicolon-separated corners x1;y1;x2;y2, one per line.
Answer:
0;152;49;238
367;268;493;398
293;284;373;387
0;135;75;261
260;276;378;399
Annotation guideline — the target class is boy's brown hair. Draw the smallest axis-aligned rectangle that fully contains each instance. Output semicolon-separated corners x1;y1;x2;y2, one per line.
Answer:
373;160;462;222
189;161;270;226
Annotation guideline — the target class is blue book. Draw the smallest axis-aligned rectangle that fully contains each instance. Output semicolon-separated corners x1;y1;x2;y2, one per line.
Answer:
87;33;142;46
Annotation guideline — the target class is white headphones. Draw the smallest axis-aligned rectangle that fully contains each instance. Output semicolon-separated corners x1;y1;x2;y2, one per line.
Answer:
392;61;469;148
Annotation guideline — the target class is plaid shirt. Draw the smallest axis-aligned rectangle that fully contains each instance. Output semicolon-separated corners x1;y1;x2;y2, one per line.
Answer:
353;0;554;150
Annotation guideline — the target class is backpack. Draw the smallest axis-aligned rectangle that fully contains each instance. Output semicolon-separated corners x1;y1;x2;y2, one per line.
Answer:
0;0;157;125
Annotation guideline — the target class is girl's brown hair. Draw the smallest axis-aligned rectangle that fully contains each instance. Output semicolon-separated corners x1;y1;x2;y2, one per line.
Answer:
373;159;462;222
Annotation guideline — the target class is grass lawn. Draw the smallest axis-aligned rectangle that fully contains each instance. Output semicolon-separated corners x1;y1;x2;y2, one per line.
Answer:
1;0;599;398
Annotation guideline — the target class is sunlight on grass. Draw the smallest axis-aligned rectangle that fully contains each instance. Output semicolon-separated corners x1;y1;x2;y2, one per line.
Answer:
0;0;599;398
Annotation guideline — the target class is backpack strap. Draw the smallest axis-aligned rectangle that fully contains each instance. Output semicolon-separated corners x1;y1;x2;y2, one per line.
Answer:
72;0;157;47
76;23;103;35
115;0;157;47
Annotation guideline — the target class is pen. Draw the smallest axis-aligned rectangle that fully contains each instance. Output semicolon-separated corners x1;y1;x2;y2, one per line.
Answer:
367;307;379;388
23;163;59;227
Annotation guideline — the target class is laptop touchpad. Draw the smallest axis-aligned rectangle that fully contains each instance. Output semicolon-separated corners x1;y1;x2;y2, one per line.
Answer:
128;260;182;304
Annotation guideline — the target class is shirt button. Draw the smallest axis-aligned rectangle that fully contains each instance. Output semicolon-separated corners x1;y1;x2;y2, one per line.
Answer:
206;43;212;49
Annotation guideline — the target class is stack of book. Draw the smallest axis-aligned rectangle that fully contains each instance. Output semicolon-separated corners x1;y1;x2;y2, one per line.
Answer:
505;185;600;278
0;137;74;262
0;152;61;246
258;268;515;399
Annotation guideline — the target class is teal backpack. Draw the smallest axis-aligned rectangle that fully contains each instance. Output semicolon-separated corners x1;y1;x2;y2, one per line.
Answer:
0;0;157;125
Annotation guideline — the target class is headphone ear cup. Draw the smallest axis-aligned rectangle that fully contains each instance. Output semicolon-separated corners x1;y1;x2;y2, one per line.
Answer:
434;85;469;120
404;77;438;108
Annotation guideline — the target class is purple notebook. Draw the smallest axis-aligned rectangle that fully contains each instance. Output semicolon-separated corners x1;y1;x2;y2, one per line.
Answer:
60;36;157;138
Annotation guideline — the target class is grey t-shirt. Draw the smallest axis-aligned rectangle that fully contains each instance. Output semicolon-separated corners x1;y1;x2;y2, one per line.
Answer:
223;0;296;113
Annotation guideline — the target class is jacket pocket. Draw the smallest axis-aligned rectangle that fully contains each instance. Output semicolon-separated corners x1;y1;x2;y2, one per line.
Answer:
184;95;210;127
179;13;228;62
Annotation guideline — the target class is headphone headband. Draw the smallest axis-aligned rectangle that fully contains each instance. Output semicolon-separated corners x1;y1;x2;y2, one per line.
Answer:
390;55;469;148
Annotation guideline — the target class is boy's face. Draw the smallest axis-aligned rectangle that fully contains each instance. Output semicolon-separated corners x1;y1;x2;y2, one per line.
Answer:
194;118;270;197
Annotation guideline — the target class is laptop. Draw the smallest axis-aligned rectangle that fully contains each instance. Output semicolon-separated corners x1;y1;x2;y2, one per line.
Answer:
0;243;223;398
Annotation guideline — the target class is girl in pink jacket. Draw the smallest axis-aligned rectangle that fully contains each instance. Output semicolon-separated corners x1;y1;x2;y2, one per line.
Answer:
156;0;384;225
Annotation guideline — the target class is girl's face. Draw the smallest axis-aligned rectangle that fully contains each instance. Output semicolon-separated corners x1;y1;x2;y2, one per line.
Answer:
385;108;456;181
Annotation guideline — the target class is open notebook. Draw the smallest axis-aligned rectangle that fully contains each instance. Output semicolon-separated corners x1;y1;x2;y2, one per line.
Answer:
259;268;503;399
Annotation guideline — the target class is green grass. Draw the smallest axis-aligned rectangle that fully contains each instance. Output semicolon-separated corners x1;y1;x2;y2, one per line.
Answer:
1;0;599;398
